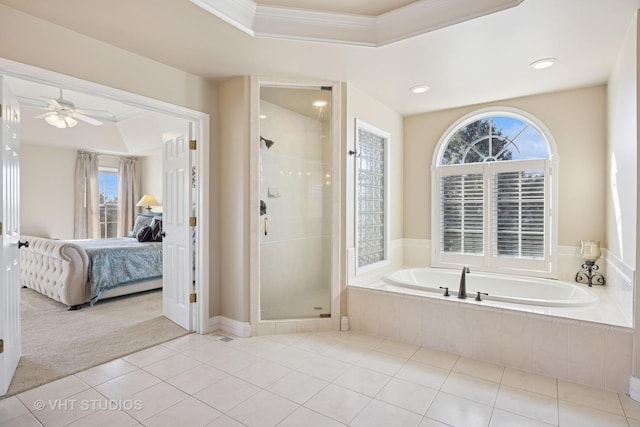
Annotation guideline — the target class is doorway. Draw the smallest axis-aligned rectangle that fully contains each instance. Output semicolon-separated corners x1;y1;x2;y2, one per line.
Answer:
0;60;210;395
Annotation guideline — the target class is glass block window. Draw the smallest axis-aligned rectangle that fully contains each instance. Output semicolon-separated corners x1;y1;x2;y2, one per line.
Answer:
356;121;388;270
433;110;556;276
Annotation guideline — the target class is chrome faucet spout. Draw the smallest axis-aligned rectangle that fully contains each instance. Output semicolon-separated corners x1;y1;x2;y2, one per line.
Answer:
458;266;470;299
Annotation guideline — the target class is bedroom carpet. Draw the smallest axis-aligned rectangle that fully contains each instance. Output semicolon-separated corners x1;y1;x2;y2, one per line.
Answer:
6;287;189;397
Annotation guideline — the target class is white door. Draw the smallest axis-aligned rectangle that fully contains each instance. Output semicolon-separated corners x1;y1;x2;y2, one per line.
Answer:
0;77;21;396
162;123;194;330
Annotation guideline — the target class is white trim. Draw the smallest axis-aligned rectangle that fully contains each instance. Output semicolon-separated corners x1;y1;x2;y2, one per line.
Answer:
630;376;640;402
209;316;252;338
354;119;390;276
0;57;210;334
191;0;522;46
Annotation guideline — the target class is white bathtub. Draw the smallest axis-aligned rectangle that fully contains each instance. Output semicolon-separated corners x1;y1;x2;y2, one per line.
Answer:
384;268;598;307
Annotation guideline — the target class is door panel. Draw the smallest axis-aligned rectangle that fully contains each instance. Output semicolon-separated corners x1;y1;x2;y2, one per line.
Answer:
162;123;193;330
0;76;21;396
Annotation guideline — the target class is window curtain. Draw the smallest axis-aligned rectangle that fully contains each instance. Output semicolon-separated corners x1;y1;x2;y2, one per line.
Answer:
74;151;100;239
117;157;139;237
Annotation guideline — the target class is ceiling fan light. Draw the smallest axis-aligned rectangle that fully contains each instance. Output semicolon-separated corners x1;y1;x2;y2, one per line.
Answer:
65;116;78;128
44;114;61;127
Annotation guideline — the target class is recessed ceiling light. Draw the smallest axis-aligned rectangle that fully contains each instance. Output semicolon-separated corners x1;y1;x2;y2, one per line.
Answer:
410;85;430;94
530;58;557;70
312;100;328;107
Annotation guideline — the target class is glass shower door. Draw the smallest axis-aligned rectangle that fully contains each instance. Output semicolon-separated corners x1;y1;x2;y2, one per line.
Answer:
258;85;332;320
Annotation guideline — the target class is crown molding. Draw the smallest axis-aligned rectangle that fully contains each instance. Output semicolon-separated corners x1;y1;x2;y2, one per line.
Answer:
191;0;523;46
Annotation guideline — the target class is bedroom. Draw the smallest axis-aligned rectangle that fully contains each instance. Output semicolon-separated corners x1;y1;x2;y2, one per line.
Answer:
4;73;199;394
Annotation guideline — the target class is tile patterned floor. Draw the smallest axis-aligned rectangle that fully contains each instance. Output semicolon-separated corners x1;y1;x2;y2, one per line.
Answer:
2;330;640;426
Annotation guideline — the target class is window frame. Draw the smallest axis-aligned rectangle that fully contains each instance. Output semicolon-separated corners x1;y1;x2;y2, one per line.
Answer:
431;107;558;278
98;166;119;239
355;119;390;275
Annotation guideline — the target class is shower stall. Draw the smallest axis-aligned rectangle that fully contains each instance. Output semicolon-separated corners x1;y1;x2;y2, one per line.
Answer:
251;81;339;325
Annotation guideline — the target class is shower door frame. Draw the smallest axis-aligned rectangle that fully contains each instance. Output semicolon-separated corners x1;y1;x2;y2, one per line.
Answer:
248;77;342;334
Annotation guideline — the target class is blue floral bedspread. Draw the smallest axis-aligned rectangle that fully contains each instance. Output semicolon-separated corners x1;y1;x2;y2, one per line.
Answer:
71;238;162;304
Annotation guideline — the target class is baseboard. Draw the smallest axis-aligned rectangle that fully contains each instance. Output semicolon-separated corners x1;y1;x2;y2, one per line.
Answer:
208;316;251;337
630;376;640;402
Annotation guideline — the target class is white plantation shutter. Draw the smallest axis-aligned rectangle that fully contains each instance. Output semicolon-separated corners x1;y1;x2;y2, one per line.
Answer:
440;173;484;254
492;166;545;259
434;159;552;275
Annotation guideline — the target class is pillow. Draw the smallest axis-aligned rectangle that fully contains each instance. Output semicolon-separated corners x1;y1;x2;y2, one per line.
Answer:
128;214;154;238
150;218;163;242
136;225;154;242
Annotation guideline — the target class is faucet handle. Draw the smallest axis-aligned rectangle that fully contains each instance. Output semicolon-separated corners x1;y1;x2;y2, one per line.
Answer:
439;286;450;297
475;291;488;301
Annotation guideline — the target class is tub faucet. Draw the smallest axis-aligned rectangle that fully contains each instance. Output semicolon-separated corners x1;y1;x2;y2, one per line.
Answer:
458;266;470;299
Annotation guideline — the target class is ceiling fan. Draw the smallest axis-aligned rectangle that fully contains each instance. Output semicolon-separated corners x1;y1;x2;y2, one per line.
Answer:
31;88;113;128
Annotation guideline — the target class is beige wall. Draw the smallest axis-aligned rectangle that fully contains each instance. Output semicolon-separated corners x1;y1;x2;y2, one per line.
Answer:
21;143;161;240
345;83;404;247
21;143;76;239
0;3;220;317
219;77;251;322
139;149;164;214
404;85;607;248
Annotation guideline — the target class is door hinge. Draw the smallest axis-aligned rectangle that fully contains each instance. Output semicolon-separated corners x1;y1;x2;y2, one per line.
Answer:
0;222;3;235
189;217;197;227
189;293;197;303
0;339;4;353
189;140;197;150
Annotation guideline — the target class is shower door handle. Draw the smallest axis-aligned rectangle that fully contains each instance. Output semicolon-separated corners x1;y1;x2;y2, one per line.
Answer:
264;217;268;236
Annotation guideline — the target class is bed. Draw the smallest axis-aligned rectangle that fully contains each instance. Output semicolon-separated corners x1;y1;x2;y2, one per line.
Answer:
19;235;163;309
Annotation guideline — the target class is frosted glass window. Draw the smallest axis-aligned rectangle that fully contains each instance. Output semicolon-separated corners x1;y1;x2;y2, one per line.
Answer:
356;122;388;269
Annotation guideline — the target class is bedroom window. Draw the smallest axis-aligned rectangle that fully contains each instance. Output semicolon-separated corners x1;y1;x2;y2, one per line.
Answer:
99;167;119;238
432;108;558;277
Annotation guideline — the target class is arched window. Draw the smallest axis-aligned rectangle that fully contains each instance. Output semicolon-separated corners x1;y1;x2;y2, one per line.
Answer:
432;108;557;277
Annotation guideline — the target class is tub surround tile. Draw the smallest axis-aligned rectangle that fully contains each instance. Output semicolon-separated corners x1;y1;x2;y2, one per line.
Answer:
348;285;633;394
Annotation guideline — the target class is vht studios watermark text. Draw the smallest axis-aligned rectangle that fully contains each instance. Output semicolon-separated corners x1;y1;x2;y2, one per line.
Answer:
33;399;143;411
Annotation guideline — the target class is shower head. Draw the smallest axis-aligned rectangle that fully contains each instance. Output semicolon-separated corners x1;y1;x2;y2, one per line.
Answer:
260;136;275;149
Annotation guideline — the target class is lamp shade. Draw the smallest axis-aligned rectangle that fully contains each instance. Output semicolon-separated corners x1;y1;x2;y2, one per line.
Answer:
136;194;160;211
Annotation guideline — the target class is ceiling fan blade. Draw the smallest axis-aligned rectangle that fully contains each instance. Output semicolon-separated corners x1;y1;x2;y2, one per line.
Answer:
44;97;62;108
34;111;56;119
71;112;103;126
75;108;115;119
